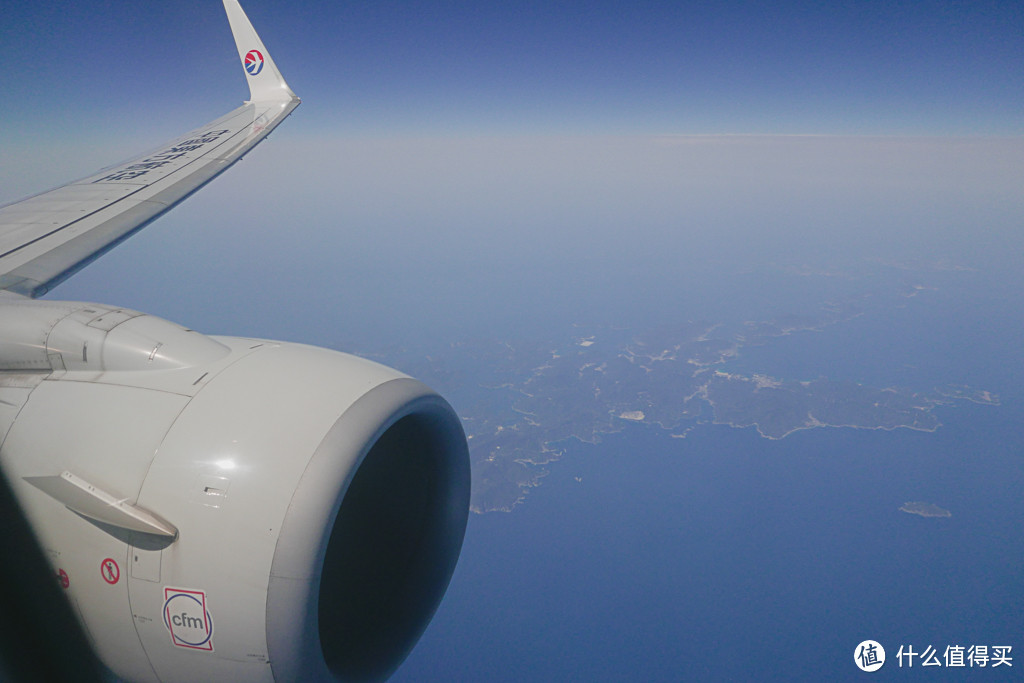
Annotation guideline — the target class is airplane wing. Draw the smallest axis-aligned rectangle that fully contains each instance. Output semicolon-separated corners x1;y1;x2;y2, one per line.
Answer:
0;4;470;680
0;0;299;299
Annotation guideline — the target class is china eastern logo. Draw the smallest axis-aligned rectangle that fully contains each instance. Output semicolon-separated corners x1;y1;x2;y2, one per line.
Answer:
244;49;264;76
163;587;214;651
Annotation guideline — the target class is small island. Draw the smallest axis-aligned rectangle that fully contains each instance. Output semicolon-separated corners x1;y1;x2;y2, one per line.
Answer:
900;501;952;518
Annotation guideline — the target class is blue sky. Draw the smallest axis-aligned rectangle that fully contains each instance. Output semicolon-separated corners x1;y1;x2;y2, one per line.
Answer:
2;0;1023;347
2;0;1022;139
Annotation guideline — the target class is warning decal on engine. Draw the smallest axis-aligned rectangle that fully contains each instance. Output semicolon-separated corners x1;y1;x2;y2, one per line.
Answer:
163;587;215;651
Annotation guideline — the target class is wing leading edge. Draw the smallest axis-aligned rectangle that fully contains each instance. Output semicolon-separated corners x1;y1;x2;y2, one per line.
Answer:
0;0;299;298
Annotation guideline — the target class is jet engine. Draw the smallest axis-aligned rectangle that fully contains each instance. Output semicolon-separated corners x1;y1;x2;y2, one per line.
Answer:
0;298;470;682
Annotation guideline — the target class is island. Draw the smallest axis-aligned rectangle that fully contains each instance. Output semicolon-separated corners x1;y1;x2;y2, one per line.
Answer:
900;502;952;518
344;265;999;513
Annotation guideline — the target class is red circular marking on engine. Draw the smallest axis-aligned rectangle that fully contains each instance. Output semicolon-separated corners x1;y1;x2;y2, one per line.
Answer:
101;558;120;585
57;568;69;589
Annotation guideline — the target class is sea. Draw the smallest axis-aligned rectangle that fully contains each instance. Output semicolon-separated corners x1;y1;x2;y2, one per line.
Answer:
395;277;1023;681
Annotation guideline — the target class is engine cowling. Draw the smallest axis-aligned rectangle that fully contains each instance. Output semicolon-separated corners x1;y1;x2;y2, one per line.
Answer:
0;299;470;682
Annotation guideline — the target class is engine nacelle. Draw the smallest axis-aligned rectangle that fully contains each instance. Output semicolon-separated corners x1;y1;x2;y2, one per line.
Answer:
0;299;470;682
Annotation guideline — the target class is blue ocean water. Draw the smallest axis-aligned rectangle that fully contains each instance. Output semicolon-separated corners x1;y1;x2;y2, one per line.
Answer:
397;401;1021;681
394;279;1023;681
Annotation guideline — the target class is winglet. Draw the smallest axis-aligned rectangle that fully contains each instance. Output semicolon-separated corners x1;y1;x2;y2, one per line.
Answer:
223;0;298;103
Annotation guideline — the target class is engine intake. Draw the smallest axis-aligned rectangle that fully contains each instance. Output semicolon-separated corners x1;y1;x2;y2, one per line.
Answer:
267;377;470;682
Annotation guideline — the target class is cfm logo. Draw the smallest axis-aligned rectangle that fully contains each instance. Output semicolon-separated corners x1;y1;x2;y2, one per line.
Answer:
163;587;214;651
244;49;264;76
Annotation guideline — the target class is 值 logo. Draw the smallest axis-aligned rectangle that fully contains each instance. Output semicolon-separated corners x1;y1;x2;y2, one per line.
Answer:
163;587;214;651
855;640;885;672
244;49;264;76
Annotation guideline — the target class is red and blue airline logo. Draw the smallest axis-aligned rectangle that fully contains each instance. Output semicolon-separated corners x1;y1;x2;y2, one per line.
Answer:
244;49;264;76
